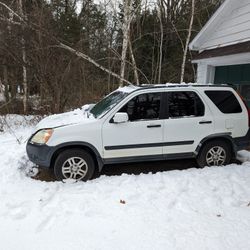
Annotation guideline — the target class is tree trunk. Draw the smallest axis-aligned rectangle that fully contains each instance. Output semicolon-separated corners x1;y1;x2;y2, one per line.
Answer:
0;78;4;103
129;38;139;85
18;0;28;113
180;0;195;83
157;0;164;84
21;38;28;113
3;60;9;102
119;0;133;86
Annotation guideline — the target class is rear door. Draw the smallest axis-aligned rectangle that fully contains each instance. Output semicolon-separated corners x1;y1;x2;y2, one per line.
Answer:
163;90;214;156
204;89;248;137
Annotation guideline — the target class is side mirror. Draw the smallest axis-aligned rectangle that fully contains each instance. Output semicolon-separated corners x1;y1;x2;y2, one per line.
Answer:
112;112;129;124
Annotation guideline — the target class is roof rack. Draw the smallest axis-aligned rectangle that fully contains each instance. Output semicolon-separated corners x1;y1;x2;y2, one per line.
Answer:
137;83;231;89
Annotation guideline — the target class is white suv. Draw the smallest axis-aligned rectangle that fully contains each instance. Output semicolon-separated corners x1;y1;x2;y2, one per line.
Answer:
26;84;250;181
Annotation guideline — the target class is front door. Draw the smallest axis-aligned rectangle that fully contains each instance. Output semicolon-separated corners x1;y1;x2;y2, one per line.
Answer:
102;92;164;160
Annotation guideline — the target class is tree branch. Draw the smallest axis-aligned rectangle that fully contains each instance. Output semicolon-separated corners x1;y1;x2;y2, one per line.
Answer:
57;43;133;86
0;2;25;23
0;1;133;86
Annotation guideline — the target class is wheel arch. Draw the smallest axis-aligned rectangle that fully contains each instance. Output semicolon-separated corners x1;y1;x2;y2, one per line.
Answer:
50;142;104;171
195;134;237;158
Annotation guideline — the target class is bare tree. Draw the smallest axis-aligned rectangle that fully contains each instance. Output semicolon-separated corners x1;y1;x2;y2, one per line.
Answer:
157;0;164;84
0;78;5;102
18;0;28;113
0;0;221;114
129;38;139;85
58;43;133;85
0;1;133;88
180;0;195;83
119;0;134;86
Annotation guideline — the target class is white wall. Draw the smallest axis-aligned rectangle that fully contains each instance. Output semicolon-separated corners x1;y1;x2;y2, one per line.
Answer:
196;63;207;84
199;0;250;50
196;63;215;84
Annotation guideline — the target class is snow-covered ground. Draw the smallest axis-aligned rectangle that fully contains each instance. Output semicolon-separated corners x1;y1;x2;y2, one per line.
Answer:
0;115;250;250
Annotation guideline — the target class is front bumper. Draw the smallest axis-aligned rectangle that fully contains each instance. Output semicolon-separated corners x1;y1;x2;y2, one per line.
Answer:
26;142;54;168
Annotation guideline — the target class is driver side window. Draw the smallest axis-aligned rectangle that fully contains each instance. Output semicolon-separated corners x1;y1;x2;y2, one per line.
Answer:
119;92;161;121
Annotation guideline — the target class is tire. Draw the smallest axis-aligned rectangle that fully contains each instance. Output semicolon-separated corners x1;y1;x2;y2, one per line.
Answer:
54;149;95;182
197;140;232;168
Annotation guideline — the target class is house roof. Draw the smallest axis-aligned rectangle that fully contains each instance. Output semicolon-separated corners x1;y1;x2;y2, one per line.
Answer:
192;40;250;60
189;0;238;51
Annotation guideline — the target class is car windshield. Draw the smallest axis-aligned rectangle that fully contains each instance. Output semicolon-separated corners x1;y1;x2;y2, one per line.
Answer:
90;91;129;118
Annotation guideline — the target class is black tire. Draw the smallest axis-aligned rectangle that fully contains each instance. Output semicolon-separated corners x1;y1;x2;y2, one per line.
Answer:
197;140;232;168
54;149;95;182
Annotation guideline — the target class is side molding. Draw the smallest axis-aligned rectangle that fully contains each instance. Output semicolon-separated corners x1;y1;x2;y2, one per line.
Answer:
105;141;194;151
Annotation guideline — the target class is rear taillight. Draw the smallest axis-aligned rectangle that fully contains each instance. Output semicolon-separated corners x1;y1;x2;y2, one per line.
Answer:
237;92;250;127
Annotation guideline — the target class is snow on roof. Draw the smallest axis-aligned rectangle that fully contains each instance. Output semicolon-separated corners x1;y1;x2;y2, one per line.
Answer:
117;85;140;93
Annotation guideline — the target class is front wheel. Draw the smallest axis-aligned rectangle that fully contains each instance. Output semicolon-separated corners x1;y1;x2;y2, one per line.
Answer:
54;149;95;182
197;140;232;168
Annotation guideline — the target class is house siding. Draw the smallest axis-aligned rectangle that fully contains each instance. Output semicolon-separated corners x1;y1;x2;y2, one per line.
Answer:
200;0;250;50
196;63;215;84
196;63;206;83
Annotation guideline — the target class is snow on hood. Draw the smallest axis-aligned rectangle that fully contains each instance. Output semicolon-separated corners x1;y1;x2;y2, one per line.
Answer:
34;104;94;132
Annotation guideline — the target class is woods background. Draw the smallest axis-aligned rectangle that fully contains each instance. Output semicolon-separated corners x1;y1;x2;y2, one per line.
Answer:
0;0;223;114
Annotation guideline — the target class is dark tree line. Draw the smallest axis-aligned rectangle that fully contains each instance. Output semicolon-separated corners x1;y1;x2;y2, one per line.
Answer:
0;0;223;114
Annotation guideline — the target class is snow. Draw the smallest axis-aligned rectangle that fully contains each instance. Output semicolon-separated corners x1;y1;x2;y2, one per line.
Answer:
0;115;250;250
237;150;250;162
118;85;140;93
33;104;95;132
35;108;88;131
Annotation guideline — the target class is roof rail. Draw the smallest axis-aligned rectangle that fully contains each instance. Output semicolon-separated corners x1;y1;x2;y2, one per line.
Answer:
137;83;231;89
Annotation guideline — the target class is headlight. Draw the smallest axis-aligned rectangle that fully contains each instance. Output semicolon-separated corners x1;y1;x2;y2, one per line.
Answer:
31;129;54;144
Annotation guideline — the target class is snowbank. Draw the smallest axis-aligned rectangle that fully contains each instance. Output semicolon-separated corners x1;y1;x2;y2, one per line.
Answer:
237;150;250;163
0;114;40;132
0;115;250;250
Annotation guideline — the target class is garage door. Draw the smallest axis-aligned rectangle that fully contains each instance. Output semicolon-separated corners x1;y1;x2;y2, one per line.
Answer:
214;64;250;106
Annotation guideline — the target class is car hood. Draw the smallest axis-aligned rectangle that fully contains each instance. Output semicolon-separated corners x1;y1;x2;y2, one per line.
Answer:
34;106;95;132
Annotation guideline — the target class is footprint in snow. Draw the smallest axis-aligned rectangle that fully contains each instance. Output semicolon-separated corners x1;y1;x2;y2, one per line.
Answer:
36;214;56;233
5;201;30;220
39;186;60;210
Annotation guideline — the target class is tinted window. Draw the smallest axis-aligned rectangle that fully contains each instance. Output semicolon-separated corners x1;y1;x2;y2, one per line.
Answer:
205;90;242;114
119;93;161;121
168;91;204;118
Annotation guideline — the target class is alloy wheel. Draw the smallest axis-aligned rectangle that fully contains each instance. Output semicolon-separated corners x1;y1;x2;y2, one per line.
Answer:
206;146;226;166
62;157;88;180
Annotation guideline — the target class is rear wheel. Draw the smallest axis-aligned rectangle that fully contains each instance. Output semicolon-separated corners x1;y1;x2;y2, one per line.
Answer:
54;149;95;182
197;140;232;168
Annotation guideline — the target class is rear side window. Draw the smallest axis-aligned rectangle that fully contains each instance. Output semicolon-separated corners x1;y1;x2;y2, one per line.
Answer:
205;90;242;114
167;91;205;118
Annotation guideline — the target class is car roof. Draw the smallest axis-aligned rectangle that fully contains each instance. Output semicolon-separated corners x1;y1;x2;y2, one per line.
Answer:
118;83;233;94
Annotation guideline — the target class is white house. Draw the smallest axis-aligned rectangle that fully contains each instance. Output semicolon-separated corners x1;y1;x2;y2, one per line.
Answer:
189;0;250;105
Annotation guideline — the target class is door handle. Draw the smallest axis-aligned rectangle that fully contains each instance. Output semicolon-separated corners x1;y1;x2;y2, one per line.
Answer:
199;121;212;124
147;124;161;128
